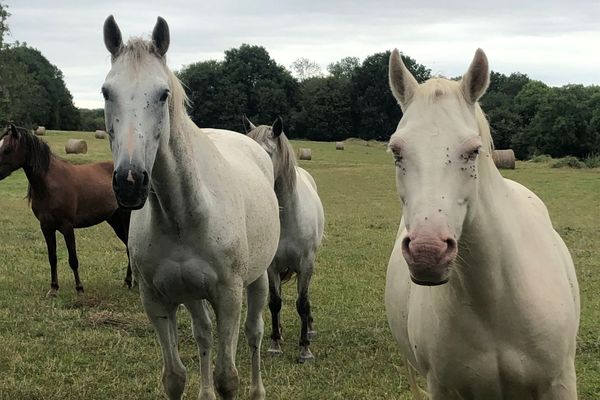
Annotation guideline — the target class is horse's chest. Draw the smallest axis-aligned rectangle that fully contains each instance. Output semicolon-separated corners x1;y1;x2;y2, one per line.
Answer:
131;240;220;303
410;313;555;396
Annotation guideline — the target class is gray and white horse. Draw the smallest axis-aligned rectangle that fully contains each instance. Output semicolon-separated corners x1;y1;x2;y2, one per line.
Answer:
244;117;325;362
102;16;280;400
385;48;579;399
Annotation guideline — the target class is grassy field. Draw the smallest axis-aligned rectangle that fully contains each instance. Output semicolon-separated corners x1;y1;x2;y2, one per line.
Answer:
0;131;599;399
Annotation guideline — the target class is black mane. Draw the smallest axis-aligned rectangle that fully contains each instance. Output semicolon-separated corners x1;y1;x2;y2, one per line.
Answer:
2;126;54;201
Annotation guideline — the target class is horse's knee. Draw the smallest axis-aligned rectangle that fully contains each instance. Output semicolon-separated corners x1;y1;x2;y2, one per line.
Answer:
162;367;186;400
296;293;310;316
214;365;239;399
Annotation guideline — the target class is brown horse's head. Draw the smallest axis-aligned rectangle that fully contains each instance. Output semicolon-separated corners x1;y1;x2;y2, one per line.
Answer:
0;124;28;180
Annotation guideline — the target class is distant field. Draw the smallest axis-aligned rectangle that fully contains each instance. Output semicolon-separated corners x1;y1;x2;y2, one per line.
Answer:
0;131;599;399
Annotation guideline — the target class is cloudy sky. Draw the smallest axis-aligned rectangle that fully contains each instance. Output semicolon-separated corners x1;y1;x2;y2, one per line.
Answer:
5;0;600;109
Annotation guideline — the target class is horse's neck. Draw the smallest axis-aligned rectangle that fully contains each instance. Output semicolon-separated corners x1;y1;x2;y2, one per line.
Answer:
150;115;216;224
22;157;53;200
452;162;516;298
275;172;299;221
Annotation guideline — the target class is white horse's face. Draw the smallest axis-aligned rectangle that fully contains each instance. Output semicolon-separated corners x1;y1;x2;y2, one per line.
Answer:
388;49;490;285
244;116;285;174
101;15;171;210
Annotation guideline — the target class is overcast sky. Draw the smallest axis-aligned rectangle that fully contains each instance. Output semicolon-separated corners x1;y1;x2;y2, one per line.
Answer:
5;0;600;109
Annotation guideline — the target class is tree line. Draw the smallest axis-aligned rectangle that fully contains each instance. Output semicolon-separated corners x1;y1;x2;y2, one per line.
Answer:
1;3;599;159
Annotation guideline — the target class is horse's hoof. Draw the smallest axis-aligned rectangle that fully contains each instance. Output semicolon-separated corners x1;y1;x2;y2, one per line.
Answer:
298;347;314;363
267;348;283;357
46;288;58;298
307;330;317;340
76;287;85;296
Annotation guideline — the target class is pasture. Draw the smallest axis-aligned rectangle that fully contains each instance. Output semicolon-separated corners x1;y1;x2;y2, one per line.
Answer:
0;131;599;399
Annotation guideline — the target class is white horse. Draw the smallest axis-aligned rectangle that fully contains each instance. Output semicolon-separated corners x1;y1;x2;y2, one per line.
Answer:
102;16;280;400
243;116;325;362
385;48;580;399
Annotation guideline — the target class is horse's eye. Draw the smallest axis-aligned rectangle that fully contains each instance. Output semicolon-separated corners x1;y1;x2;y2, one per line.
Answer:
160;89;170;102
393;152;403;166
101;87;110;101
3;147;12;155
467;147;481;161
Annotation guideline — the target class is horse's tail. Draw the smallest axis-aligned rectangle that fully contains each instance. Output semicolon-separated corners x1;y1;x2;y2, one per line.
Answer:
404;359;429;400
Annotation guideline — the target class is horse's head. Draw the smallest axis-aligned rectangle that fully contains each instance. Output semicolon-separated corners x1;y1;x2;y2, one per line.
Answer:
388;49;492;286
245;116;296;189
0;124;28;180
102;15;172;210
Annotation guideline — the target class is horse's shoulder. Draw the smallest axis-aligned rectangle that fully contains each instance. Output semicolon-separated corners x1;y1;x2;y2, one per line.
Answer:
503;178;550;220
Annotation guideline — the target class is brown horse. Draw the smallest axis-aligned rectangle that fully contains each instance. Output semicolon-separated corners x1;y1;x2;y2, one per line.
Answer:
0;124;131;296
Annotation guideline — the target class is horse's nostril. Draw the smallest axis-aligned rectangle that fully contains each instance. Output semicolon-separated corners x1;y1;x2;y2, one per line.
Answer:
401;236;411;253
445;238;457;252
142;171;149;187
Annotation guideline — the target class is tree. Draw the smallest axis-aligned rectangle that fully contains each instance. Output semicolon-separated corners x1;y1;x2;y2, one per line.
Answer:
351;51;430;140
290;58;322;81
178;60;247;130
223;44;298;129
0;2;9;49
328;57;360;80
480;71;530;149
293;76;352;140
2;44;79;129
180;45;298;132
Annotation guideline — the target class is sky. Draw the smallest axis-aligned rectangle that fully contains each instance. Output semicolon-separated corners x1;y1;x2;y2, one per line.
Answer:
5;0;600;109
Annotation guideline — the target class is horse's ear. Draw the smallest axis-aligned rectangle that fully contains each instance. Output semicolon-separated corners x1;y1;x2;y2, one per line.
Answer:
272;117;283;138
242;114;256;134
389;49;419;111
9;123;20;139
152;16;170;57
103;15;123;57
460;48;490;104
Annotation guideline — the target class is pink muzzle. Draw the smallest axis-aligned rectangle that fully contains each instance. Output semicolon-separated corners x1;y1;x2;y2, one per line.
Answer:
401;232;457;286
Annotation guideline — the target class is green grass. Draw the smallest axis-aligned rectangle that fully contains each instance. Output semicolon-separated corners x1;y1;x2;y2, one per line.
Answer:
0;131;599;399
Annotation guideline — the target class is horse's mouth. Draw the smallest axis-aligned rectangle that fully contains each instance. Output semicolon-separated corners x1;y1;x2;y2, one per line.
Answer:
117;200;146;211
410;275;449;286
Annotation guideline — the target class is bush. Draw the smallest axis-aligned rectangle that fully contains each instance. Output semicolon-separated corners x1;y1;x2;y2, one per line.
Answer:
531;154;552;163
583;153;600;168
551;156;586;169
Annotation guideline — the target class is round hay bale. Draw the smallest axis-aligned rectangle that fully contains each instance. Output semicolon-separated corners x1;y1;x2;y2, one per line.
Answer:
95;130;107;139
492;149;515;169
298;148;312;160
65;139;88;154
335;142;345;150
35;126;46;136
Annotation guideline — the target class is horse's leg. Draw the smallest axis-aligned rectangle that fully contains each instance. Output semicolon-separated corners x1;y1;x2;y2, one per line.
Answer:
245;272;268;400
296;255;315;363
212;279;243;400
185;300;216;400
106;211;132;288
62;227;84;294
41;225;59;297
267;267;283;356
140;283;186;400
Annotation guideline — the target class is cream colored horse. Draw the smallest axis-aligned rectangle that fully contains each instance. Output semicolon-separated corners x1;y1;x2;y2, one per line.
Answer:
102;16;279;400
385;48;579;399
244;116;325;362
